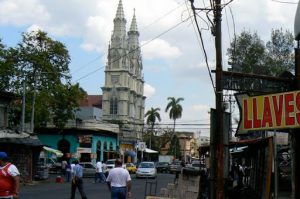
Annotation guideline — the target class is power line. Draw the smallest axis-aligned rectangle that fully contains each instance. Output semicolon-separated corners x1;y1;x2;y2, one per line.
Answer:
73;11;193;83
189;0;216;93
71;54;106;75
70;1;187;81
140;1;186;32
271;0;297;4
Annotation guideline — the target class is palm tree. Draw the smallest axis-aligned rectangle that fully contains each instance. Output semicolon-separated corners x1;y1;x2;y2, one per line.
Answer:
145;107;161;149
165;97;184;158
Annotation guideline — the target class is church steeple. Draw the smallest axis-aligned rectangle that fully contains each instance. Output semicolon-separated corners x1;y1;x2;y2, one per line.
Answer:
102;1;145;128
128;9;140;52
128;9;142;77
111;0;127;49
129;9;138;33
115;0;125;19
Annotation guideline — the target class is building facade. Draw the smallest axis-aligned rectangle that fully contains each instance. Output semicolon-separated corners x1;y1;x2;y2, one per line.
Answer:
36;121;119;164
101;0;146;162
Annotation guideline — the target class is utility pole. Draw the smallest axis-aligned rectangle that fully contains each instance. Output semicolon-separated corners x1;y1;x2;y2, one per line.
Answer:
189;0;225;197
213;0;224;198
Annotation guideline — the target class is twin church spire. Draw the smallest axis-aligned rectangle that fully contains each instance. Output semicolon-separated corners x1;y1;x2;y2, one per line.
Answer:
108;0;142;77
111;0;139;50
102;0;145;125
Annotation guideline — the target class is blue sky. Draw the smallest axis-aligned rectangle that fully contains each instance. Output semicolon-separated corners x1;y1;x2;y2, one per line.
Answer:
0;0;297;136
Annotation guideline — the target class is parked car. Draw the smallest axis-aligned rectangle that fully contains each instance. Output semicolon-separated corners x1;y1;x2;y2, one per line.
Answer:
155;162;170;173
104;159;126;176
126;163;137;174
79;162;96;178
136;162;157;179
104;159;116;175
169;160;182;173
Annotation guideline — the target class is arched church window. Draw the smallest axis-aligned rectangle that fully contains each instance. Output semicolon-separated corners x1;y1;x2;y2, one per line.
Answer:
110;97;118;115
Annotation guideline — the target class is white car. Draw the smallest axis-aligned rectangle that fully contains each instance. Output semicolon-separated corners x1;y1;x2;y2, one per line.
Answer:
104;159;126;176
136;162;157;179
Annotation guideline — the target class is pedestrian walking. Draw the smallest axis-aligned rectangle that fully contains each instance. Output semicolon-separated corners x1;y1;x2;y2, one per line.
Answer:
0;152;20;199
61;160;67;176
94;161;106;183
70;160;87;199
65;162;71;182
70;161;75;178
106;159;132;199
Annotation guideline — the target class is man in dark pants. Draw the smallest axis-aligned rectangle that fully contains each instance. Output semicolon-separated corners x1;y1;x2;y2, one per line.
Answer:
106;159;132;199
70;160;87;199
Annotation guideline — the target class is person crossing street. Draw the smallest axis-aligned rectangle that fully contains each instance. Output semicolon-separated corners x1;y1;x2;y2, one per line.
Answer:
106;159;132;199
94;161;106;183
70;160;87;199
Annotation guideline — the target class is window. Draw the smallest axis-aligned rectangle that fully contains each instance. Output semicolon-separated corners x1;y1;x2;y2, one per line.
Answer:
110;98;118;115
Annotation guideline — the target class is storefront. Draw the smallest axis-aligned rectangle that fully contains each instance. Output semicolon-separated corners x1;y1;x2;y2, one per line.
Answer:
36;127;118;164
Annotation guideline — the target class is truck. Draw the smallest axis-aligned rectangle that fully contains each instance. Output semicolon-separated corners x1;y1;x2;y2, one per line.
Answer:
158;155;173;164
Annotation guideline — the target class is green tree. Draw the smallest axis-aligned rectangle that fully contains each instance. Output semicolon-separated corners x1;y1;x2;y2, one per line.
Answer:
0;40;15;91
167;134;181;159
265;29;294;76
227;31;267;74
1;30;86;129
227;29;294;76
145;107;161;149
165;97;184;158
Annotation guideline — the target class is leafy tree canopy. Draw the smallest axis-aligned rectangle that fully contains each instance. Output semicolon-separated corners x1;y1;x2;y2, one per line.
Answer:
0;30;86;129
227;28;294;76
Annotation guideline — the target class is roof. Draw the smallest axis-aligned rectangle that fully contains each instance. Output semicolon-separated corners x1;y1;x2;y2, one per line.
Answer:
0;137;43;146
198;137;274;155
0;129;30;139
79;95;102;109
0;129;43;146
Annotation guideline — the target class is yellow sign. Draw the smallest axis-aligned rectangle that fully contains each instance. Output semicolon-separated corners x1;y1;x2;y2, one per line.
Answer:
236;90;300;134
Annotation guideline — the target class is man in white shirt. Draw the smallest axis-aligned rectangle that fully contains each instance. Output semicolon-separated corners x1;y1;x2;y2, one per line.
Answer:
94;161;106;183
106;159;131;199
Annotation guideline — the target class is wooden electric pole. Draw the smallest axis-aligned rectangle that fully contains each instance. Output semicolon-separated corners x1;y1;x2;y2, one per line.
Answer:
210;0;224;198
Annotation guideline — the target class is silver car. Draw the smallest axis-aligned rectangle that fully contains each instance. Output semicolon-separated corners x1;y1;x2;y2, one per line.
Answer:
79;162;96;178
136;162;157;179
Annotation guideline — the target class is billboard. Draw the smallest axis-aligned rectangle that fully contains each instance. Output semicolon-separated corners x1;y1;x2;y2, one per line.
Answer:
236;90;300;135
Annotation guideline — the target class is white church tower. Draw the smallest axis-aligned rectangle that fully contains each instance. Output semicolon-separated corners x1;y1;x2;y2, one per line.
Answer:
102;0;145;142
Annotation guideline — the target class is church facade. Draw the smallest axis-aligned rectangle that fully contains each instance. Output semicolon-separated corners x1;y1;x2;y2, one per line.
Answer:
101;0;146;161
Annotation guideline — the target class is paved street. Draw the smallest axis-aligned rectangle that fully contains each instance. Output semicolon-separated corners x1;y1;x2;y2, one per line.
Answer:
20;173;175;199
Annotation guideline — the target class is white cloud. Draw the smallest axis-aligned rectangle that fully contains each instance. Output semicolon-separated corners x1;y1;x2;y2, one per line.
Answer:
26;24;43;33
187;104;210;120
141;39;182;60
0;0;50;26
144;83;155;98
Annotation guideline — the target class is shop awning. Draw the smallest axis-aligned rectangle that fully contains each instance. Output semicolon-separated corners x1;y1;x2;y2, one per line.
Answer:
43;146;63;157
144;148;158;153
